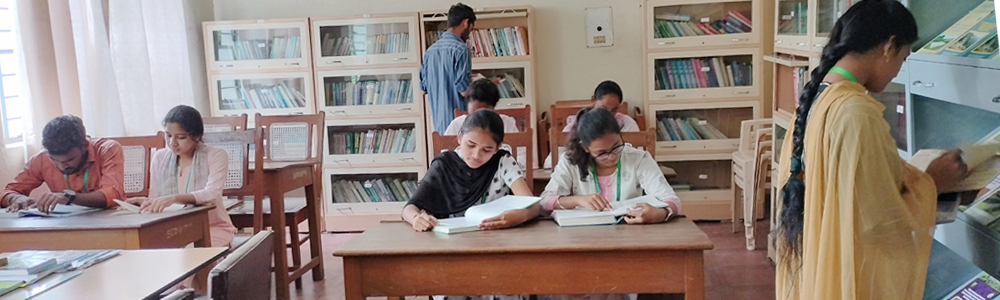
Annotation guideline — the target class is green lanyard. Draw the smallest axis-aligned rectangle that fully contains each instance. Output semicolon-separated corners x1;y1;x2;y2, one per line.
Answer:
829;66;858;83
591;159;622;202
63;168;90;192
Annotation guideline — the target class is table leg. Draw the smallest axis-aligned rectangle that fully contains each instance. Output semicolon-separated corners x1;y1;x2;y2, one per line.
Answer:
305;168;325;281
343;258;364;300
193;211;213;295
683;251;705;300
271;188;291;300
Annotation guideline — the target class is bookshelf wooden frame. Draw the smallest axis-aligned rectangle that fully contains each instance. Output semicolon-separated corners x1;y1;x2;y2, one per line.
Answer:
647;48;763;101
310;13;421;68
322;166;425;232
322;116;426;169
208;71;316;117
645;0;761;50
314;67;423;119
648;100;762;161
765;53;809;125
203;19;312;72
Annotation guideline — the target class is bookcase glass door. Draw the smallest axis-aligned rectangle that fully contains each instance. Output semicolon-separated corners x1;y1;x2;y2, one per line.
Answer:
471;65;530;108
209;24;309;71
661;160;732;192
324;120;424;168
328;172;419;205
777;0;808;37
212;74;312;116
318;69;419;117
650;102;757;160
647;0;757;49
423;10;531;61
651;52;756;100
870;81;908;152
314;19;418;66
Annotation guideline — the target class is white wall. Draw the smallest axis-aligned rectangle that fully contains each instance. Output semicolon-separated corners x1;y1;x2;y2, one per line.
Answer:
211;0;648;113
184;0;216;114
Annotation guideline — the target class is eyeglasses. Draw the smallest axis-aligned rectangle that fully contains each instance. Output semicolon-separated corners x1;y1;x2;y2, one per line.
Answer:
592;142;625;161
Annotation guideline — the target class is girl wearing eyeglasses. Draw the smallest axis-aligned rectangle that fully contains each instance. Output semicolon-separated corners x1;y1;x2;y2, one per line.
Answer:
540;107;680;224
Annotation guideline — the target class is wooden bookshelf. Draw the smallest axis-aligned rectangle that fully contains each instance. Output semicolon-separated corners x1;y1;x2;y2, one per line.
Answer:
203;19;312;72
644;0;769;220
322;116;426;168
208;71;316;117
322;166;425;232
310;13;421;68
314;67;423;118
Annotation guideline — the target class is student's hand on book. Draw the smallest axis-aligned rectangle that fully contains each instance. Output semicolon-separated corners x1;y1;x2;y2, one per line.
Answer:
480;209;531;230
5;195;34;212
140;196;178;213
926;150;969;193
35;192;70;213
411;212;438;232
561;195;612;211
124;197;147;206
624;203;668;225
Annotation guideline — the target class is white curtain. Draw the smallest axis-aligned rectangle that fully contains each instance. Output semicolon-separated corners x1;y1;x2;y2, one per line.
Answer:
17;0;202;155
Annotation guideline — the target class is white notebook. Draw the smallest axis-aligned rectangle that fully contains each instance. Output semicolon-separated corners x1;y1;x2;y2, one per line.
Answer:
432;195;541;234
551;195;668;227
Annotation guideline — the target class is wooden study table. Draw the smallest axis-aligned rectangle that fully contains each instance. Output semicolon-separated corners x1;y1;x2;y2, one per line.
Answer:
0;206;213;252
30;248;228;300
240;162;325;300
334;218;714;300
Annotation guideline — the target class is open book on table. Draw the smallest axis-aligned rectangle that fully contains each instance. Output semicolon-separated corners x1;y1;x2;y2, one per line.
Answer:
113;200;186;214
551;195;668;227
431;196;541;234
17;205;100;218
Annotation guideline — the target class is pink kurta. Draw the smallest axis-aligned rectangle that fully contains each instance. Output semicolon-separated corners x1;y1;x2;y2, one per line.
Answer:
149;146;236;247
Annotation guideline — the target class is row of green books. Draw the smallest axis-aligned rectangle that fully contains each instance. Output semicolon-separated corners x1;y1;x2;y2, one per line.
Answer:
327;128;417;155
655;117;728;141
324;79;413;106
320;32;410;57
220;82;307;110
216;34;302;61
654;57;753;90
330;178;418;203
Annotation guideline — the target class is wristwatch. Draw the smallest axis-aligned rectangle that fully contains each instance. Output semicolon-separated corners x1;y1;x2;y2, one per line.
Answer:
63;189;77;205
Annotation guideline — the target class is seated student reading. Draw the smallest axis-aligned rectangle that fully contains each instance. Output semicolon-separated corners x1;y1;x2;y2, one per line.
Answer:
540;108;680;223
544;80;639;168
126;105;236;248
443;78;520;135
404;109;538;232
2;115;125;213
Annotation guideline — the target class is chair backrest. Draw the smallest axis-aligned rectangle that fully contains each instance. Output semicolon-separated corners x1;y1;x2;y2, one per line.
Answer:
738;119;773;152
538;112;551;165
550;128;656;167
204;114;249;133
550;105;584;132
109;132;165;198
203;129;260;197
633;107;647;131
453;105;532;132
254;113;325;164
431;129;535;190
209;230;274;300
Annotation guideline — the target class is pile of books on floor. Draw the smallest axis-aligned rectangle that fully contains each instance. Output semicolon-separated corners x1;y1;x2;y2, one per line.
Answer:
325;79;413;106
655;117;728;141
328;128;417;154
0;250;121;296
654;57;753;90
653;11;752;38
330;177;418;203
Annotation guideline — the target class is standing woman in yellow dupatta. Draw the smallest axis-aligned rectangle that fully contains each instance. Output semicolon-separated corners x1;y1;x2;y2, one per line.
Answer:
774;1;970;299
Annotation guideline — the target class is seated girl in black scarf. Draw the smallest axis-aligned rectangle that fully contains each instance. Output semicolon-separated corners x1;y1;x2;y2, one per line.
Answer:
403;109;539;232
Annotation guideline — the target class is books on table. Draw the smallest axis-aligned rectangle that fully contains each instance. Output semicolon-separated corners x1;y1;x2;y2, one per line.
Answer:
0;249;120;291
431;196;542;234
16;205;100;218
942;271;1000;299
551;195;669;227
907;142;1000;194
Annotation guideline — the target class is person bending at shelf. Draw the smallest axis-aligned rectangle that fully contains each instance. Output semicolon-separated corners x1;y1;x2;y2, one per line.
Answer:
773;1;970;299
443;78;520;135
544;80;639;168
421;3;476;133
2;115;125;213
403;109;538;232
126;105;236;248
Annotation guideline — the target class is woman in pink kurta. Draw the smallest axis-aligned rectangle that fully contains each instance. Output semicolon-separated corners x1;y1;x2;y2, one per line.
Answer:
127;105;236;248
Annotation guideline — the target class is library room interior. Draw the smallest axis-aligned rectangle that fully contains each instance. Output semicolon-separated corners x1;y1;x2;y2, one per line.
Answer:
0;0;999;299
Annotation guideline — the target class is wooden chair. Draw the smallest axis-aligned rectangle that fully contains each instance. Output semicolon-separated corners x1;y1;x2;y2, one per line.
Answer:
550;128;656;167
453;105;532;132
109;132;165;198
204;114;249;132
209;230;274;300
431;128;535;191
731;119;772;233
634;107;647;131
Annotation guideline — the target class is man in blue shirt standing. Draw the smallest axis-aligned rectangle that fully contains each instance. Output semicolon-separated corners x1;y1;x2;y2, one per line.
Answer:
420;3;476;133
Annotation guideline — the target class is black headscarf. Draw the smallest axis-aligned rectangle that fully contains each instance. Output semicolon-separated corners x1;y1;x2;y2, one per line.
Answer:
406;149;509;219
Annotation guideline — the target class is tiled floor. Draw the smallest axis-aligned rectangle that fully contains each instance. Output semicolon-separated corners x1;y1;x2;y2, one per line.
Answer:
285;220;776;300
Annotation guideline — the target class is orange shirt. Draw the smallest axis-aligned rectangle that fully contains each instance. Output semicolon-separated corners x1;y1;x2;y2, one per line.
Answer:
2;138;125;206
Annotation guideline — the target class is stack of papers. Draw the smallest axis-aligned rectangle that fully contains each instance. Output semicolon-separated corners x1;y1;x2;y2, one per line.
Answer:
432;196;541;234
551;195;669;227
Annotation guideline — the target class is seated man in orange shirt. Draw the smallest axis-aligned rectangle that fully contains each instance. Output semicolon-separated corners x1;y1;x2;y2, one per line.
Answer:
2;115;125;213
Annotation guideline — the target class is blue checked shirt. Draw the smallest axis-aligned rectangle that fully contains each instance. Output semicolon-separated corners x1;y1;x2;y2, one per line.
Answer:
420;31;471;133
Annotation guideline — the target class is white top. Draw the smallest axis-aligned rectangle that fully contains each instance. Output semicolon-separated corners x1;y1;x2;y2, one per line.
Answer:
451;145;526;217
443;113;520;135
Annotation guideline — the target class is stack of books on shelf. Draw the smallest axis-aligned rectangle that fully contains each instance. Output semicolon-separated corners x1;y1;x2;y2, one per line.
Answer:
491;74;526;99
217;34;302;60
792;66;808;106
321;32;410;56
328;128;417;154
653;11;752;38
221;82;307;110
918;1;997;59
655;117;728;141
0;250;121;296
330;177;418;203
325;79;413;106
777;2;808;35
654;57;753;90
426;26;529;57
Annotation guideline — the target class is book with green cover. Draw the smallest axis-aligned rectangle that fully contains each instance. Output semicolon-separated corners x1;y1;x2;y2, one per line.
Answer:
967;33;999;58
918;1;995;54
943;12;997;56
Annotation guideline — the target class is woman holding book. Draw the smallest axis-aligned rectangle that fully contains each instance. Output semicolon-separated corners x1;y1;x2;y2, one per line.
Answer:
540;107;680;224
774;1;969;299
403;109;538;232
126;105;236;248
